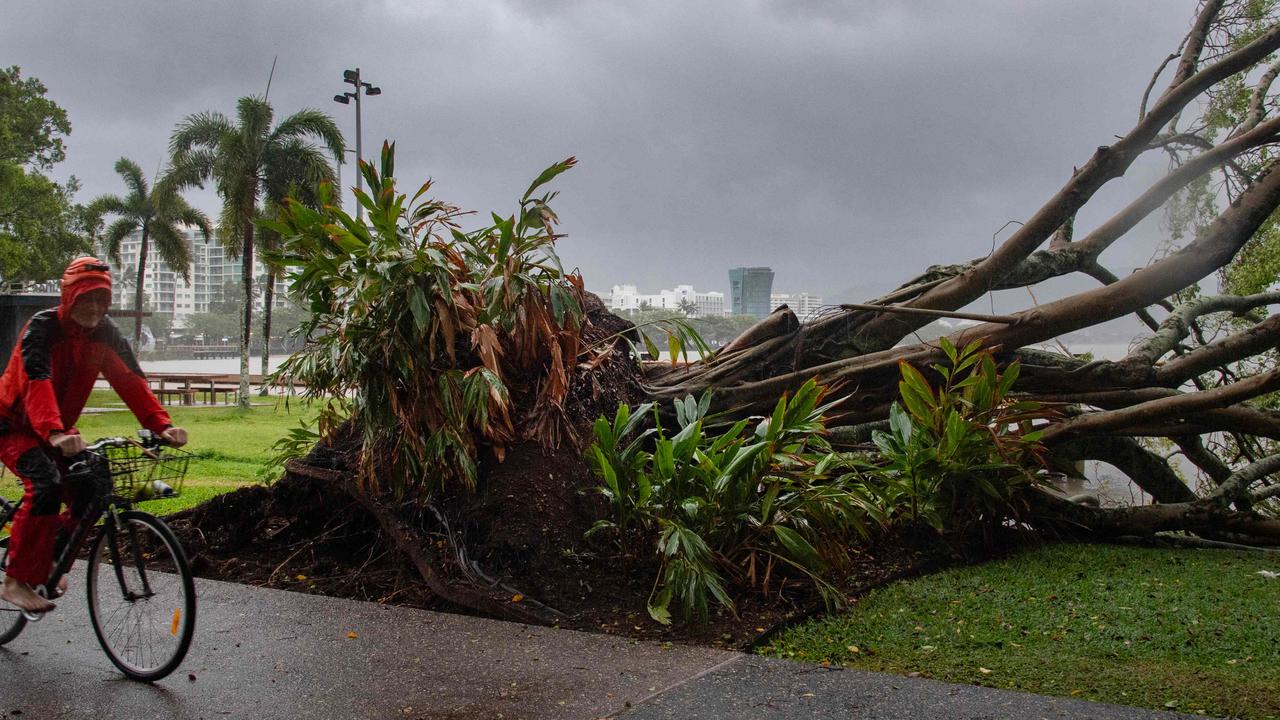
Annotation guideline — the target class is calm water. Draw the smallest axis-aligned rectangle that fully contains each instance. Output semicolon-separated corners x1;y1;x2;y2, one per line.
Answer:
140;355;292;375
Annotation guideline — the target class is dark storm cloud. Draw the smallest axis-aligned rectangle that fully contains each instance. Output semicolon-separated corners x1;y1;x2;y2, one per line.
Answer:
4;1;1198;302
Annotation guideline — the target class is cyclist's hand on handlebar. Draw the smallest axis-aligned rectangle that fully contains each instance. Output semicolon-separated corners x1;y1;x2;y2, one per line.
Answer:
49;432;86;457
161;426;188;447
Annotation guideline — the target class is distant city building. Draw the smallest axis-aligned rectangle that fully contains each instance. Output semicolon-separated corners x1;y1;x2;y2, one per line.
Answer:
102;229;287;326
608;284;726;318
729;267;774;319
770;292;824;321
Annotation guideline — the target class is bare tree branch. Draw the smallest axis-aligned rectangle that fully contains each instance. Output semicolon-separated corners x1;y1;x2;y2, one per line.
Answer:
1211;451;1280;505
1041;368;1280;442
1048;436;1196;503
850;19;1280;353
1123;291;1280;366
1235;59;1280;135
1140;53;1182;121
1165;0;1226;93
1157;312;1280;385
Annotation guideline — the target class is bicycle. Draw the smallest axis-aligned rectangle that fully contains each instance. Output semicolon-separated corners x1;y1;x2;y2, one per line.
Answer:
0;432;196;681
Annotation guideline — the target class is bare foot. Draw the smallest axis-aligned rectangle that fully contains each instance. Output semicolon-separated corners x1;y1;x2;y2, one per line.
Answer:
0;577;55;614
52;575;68;599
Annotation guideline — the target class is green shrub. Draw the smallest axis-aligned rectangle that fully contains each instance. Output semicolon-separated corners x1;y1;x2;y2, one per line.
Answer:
868;337;1050;535
262;143;584;498
586;379;884;624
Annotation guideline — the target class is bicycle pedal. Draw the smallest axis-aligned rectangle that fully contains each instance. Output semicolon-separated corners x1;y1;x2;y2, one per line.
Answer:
19;585;53;622
20;606;50;622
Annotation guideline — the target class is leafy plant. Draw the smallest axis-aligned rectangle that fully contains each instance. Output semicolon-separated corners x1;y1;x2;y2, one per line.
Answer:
586;379;883;624
262;142;585;498
868;337;1050;534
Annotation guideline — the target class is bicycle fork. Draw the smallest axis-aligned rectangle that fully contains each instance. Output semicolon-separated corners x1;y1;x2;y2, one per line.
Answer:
104;509;155;602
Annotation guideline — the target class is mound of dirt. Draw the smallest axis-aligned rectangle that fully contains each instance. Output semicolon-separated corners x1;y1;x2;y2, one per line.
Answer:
165;298;959;648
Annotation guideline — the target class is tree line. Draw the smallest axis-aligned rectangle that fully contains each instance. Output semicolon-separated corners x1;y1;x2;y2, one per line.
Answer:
0;67;343;406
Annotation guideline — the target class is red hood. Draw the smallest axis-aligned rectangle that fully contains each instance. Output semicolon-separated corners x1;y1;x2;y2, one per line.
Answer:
58;256;113;321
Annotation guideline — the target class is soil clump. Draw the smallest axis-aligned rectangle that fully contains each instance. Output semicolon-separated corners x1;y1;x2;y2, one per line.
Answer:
161;298;984;649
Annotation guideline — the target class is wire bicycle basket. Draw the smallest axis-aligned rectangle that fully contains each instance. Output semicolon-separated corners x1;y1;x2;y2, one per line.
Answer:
102;443;191;501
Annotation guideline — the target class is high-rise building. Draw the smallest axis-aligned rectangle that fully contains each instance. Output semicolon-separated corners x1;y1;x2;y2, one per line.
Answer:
728;267;774;318
770;292;824;321
103;229;286;326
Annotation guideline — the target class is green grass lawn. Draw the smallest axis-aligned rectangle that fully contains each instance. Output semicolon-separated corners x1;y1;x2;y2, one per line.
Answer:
759;542;1280;718
2;388;317;514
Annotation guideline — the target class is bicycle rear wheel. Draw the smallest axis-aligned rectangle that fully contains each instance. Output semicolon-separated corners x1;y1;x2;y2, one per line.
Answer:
86;510;195;680
0;497;27;645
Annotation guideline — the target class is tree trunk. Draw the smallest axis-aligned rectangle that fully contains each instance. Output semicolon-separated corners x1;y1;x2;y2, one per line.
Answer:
239;214;254;410
259;271;274;396
133;225;149;349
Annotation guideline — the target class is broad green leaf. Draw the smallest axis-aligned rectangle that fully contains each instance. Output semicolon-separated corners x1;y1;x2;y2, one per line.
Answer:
773;525;826;571
409;286;432;332
642;332;660;362
522;157;577;203
889;403;913;445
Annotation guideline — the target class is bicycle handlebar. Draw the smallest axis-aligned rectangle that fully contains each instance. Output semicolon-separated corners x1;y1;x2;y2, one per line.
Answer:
67;432;174;474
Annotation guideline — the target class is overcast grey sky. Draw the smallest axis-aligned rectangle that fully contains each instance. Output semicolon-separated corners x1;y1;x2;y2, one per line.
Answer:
4;0;1200;304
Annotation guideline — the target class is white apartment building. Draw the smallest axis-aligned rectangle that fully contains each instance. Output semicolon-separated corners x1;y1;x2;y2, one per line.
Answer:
770;292;824;321
608;284;726;318
104;229;287;326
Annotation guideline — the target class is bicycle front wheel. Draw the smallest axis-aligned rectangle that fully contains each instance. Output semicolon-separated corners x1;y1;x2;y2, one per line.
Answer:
86;511;196;680
0;497;27;645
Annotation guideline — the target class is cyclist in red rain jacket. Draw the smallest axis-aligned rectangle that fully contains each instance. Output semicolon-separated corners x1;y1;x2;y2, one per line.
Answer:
1;257;188;613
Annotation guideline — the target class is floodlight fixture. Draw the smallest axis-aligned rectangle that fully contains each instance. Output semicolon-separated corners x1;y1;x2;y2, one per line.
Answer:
333;68;381;221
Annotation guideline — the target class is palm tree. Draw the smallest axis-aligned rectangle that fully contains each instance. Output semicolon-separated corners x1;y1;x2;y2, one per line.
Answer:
167;97;344;407
256;145;335;394
88;158;212;347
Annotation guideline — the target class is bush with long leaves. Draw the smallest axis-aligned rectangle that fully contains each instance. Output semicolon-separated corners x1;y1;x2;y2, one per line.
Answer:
263;142;585;497
586;379;885;624
867;338;1052;534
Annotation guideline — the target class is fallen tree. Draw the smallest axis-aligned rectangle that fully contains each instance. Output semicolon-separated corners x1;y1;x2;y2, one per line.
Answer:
241;1;1280;624
641;0;1280;547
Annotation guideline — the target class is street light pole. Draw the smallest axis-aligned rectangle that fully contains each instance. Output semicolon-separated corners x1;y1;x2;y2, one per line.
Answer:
333;68;381;222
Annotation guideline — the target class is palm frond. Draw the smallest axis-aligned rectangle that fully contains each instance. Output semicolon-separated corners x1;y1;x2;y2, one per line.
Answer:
150;221;194;283
236;96;274;150
170;200;213;242
164;149;218;191
169;111;233;155
84;194;132;227
218;203;245;256
101;217;140;266
270;109;345;160
261;139;336;207
112;157;148;199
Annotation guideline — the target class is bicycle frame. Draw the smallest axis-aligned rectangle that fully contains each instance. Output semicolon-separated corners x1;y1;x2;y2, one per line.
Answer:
2;435;197;680
17;453;154;617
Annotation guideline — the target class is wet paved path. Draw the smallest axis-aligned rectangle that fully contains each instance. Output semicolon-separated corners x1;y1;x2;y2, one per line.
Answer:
0;575;1202;719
